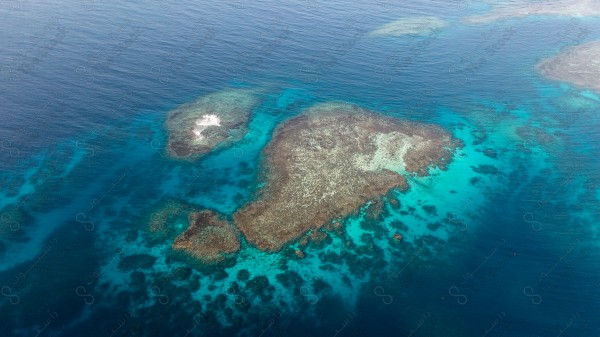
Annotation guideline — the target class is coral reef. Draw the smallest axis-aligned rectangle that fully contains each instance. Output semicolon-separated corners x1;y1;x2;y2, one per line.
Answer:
370;16;448;37
165;89;260;159
147;200;192;241
537;40;600;94
234;102;460;251
464;0;600;24
172;210;240;264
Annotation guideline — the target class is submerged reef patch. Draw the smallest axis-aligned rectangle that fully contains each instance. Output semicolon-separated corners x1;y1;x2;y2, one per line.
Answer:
537;40;600;94
234;102;461;251
147;200;193;241
370;16;448;37
464;0;600;24
165;89;260;159
172;210;240;264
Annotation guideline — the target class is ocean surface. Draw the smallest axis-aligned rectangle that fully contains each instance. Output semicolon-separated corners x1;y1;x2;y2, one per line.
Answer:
1;0;600;336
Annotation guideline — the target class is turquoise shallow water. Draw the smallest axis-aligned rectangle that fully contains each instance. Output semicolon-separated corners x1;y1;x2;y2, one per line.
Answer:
2;1;600;336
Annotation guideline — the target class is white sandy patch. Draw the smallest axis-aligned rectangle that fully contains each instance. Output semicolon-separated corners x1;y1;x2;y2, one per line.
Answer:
192;114;221;140
353;132;424;173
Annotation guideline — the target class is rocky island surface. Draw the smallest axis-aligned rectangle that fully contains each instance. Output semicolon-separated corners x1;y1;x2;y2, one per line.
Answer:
234;102;461;252
165;89;260;159
537;40;600;93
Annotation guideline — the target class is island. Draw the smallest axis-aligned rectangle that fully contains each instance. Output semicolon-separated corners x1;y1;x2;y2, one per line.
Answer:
537;40;600;93
464;0;600;24
234;102;461;251
370;16;448;37
165;89;260;159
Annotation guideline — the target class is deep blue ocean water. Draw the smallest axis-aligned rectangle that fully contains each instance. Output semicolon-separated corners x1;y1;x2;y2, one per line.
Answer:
2;1;600;336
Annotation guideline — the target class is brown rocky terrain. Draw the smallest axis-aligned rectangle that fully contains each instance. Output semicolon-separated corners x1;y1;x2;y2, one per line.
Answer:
172;210;240;264
234;102;461;251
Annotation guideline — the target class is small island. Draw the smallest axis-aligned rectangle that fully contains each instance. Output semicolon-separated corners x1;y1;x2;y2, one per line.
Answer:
537;40;600;93
172;210;240;264
370;16;448;37
165;89;260;159
234;102;461;251
464;0;600;24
